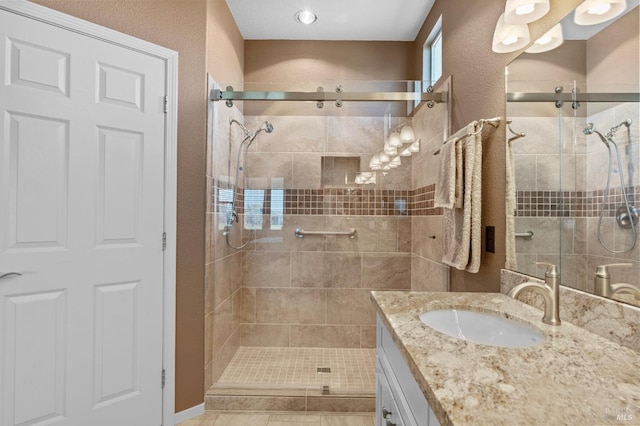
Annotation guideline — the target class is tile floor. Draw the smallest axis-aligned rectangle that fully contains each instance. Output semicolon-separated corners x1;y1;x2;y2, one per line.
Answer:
178;410;375;426
218;347;377;391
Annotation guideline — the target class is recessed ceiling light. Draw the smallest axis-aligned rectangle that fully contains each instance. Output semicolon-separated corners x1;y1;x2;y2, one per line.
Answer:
295;10;317;25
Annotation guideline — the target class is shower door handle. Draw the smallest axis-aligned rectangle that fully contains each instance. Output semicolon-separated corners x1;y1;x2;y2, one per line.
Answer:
0;272;22;280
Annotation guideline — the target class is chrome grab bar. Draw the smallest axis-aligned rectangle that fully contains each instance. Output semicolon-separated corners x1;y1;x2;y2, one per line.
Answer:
515;231;534;239
295;228;357;239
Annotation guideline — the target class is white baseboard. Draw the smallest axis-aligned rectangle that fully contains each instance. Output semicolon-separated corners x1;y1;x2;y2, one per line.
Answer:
173;403;205;424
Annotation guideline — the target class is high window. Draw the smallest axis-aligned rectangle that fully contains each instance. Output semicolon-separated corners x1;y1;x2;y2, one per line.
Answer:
423;15;443;88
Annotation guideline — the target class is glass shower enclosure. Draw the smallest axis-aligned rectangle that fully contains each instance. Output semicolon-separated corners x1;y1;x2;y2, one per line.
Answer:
204;77;450;408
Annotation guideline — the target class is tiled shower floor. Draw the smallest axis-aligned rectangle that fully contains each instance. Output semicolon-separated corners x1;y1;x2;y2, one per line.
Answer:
217;347;377;391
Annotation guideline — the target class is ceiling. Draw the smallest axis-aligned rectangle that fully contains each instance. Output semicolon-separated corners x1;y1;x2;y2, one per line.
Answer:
224;0;436;41
226;0;640;42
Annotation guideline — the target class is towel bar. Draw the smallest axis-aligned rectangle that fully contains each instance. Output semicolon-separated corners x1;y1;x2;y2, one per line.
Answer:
295;228;357;239
515;231;534;239
434;116;502;155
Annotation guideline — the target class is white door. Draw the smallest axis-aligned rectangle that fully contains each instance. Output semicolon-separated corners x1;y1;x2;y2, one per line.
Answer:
0;8;167;426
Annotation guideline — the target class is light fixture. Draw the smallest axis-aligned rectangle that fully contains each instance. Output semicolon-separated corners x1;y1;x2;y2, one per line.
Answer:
409;140;420;153
383;142;398;155
378;153;391;163
492;13;531;53
295;10;317;25
399;125;416;143
355;172;376;185
399;147;413;157
504;0;550;24
388;131;402;148
389;156;401;168
525;23;563;53
574;0;626;25
369;154;382;170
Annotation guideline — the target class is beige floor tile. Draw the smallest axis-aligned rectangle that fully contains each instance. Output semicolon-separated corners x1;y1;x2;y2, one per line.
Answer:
176;420;205;426
320;414;375;426
213;412;270;426
268;413;322;424
185;411;374;426
199;411;221;419
177;411;219;425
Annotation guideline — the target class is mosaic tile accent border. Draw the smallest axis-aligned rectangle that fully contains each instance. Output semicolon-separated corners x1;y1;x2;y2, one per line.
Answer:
212;181;442;217
515;186;640;217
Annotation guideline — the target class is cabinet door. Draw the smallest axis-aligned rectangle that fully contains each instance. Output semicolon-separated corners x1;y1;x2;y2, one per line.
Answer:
376;359;404;426
377;316;440;426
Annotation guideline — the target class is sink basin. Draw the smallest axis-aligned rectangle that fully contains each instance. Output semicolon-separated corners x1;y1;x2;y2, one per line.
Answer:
419;309;545;348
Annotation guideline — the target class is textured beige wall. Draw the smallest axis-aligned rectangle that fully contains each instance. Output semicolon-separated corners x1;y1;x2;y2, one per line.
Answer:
413;0;583;292
206;0;244;86
31;0;208;412
245;40;413;83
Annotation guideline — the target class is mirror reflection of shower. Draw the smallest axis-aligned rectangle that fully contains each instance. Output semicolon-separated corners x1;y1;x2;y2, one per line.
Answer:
583;119;637;253
224;118;274;249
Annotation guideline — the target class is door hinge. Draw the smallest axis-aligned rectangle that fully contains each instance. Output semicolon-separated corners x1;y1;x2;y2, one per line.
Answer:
161;369;166;389
162;232;167;251
163;95;168;113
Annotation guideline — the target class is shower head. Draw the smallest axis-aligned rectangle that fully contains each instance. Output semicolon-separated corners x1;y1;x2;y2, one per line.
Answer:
259;121;274;133
245;121;274;148
583;123;610;147
583;123;595;135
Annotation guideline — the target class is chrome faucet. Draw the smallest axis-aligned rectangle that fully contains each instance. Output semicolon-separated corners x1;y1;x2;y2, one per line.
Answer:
594;263;640;300
508;262;561;326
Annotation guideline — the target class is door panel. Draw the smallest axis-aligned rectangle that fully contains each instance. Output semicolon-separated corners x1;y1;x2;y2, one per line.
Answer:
4;290;67;425
7;112;69;251
96;127;143;246
97;63;145;111
93;281;139;408
0;8;166;426
7;37;70;96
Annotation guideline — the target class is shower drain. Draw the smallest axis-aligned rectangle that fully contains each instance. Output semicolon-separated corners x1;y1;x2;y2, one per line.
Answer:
316;367;331;373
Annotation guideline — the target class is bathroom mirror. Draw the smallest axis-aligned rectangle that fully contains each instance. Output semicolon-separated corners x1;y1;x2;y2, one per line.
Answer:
505;2;640;307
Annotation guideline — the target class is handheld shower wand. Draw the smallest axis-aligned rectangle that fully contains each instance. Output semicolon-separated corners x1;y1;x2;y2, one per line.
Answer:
583;120;637;253
224;119;275;249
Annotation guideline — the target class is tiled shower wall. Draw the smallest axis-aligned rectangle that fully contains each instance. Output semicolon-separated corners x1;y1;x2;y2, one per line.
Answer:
206;83;450;387
511;101;640;296
235;113;414;355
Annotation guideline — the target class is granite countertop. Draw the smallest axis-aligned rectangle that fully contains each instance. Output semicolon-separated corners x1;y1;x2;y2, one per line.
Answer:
371;291;640;426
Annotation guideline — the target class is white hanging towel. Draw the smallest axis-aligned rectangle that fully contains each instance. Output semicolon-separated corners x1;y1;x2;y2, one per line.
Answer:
434;132;459;209
505;139;518;270
439;121;483;273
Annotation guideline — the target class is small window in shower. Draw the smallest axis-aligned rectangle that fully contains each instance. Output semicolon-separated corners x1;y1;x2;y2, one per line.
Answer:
269;177;284;231
218;187;234;230
321;156;360;188
244;189;264;230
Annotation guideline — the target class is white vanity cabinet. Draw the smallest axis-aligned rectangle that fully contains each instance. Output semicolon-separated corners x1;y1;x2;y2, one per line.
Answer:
376;315;440;426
